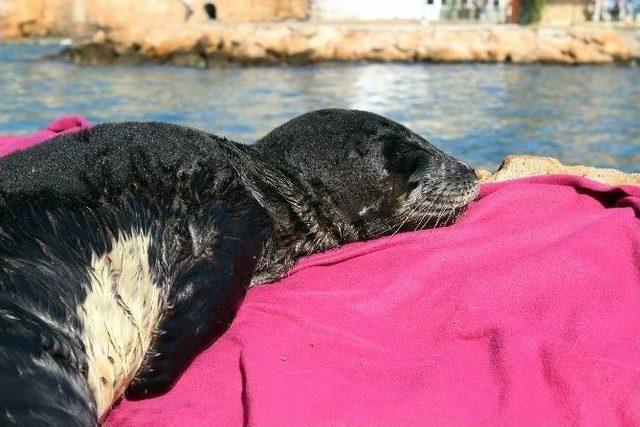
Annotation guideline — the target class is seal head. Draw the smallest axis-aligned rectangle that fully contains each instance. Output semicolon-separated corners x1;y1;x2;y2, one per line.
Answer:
254;108;479;239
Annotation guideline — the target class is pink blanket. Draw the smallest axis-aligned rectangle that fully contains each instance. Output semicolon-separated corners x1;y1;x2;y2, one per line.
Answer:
107;180;640;427
0;116;90;158
3;119;639;426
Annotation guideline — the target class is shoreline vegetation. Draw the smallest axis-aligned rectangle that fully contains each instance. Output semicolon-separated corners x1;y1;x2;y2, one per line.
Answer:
45;23;640;66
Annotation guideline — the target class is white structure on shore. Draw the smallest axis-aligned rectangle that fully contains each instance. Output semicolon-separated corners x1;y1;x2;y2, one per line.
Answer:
310;0;510;22
311;0;425;20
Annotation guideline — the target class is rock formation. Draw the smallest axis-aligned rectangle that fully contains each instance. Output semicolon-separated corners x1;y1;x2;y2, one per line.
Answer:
2;0;638;65
51;23;640;66
478;155;640;185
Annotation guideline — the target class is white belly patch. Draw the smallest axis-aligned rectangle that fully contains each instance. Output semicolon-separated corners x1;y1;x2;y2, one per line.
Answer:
77;232;164;418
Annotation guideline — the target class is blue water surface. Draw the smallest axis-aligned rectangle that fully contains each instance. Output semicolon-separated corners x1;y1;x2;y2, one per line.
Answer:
1;43;638;171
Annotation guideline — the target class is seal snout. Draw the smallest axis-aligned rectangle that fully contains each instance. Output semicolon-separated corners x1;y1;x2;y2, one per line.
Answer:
451;159;480;206
414;155;479;220
458;161;477;182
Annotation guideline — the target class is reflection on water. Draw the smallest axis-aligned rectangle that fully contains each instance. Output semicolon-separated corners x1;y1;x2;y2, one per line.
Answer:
1;43;638;172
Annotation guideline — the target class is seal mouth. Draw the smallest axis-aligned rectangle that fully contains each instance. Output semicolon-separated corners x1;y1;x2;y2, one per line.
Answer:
397;179;479;232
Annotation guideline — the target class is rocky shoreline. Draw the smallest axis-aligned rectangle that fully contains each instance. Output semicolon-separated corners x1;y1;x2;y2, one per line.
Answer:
54;23;640;66
478;156;640;185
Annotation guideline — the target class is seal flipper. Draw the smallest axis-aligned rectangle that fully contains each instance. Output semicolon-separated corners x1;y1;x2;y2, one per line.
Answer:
125;256;242;398
127;201;266;398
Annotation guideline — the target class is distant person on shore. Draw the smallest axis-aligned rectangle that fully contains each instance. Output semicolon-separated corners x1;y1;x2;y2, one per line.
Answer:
178;0;194;20
607;0;621;20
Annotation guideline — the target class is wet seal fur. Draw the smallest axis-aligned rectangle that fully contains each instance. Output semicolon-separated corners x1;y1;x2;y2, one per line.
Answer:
0;109;478;426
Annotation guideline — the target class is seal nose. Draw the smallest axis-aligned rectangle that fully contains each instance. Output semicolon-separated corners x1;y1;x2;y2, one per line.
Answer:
457;159;471;170
452;158;478;183
451;159;480;202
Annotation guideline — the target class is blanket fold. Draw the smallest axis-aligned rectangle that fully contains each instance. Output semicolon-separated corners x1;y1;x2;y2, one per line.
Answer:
0;116;90;158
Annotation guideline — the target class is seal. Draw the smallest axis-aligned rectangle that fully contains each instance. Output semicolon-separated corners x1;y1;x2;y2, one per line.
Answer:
0;109;477;426
254;108;479;265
